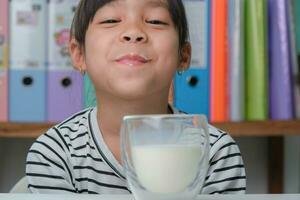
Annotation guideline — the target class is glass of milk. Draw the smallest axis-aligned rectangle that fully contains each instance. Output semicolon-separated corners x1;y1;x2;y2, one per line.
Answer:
120;114;209;200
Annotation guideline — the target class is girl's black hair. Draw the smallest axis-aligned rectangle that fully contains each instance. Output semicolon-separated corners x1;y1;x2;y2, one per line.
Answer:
71;0;189;51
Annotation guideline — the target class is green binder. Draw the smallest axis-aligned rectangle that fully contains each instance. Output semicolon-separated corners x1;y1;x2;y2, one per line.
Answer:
293;0;300;118
245;0;268;120
294;0;300;55
84;74;97;108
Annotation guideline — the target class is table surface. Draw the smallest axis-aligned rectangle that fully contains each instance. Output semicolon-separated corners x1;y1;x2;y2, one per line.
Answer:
0;194;299;200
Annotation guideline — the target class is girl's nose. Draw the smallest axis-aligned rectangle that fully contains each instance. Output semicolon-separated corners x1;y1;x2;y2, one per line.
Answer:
122;35;145;42
120;26;147;43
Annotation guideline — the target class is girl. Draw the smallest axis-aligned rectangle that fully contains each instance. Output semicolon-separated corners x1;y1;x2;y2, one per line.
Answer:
26;0;246;194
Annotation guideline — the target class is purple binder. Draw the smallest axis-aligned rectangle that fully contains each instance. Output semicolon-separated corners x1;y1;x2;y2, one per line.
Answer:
47;0;82;122
47;72;83;122
268;0;295;119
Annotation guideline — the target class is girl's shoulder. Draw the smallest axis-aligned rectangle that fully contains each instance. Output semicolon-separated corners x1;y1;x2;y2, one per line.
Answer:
207;124;233;145
35;107;95;144
55;107;94;129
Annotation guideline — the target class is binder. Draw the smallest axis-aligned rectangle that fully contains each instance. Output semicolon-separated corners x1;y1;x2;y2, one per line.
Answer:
289;0;299;78
9;0;47;122
295;0;300;58
228;0;245;121
293;0;300;118
174;0;210;118
245;0;268;120
47;0;82;122
287;0;299;119
209;0;228;122
0;0;8;121
84;74;96;108
268;0;295;120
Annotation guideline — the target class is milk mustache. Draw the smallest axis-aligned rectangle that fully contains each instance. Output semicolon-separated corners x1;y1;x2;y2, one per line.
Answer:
132;144;202;194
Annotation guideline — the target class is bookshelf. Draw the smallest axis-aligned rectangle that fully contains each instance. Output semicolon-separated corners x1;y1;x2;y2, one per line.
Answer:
1;120;299;193
0;120;300;138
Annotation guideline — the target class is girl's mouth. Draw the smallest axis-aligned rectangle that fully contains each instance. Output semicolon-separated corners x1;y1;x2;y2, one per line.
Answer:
115;53;151;66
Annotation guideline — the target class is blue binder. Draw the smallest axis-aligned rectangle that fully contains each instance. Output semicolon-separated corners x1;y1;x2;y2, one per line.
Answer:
9;0;47;122
174;0;210;118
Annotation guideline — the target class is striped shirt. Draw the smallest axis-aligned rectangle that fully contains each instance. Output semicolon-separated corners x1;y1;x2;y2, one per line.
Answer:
26;107;246;194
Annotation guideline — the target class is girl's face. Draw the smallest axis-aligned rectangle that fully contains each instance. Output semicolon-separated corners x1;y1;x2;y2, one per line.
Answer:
72;0;190;100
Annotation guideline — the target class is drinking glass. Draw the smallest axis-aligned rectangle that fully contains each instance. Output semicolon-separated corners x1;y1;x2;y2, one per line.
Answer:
120;114;210;200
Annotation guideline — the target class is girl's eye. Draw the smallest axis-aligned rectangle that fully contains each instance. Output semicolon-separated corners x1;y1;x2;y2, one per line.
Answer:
100;19;121;24
146;20;168;25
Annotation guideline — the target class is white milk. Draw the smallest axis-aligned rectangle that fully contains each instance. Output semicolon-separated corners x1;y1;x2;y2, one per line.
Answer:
132;144;202;194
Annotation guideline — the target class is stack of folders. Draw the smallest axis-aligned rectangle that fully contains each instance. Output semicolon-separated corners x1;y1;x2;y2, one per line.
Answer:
173;0;300;122
3;0;83;123
2;0;300;123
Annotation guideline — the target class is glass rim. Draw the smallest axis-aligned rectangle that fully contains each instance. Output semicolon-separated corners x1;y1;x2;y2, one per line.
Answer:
123;114;207;121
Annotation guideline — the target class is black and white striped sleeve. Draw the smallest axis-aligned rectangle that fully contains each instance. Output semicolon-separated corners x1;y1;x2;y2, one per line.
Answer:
201;128;246;194
26;127;76;193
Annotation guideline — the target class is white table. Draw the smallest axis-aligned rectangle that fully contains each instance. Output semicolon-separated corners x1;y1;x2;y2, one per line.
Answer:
0;194;299;200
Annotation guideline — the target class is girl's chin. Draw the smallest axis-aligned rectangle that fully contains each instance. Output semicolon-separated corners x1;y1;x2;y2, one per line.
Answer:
113;90;153;101
108;85;157;100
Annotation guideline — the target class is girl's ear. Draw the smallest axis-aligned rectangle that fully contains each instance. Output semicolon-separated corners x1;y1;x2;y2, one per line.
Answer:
69;37;86;72
179;42;192;72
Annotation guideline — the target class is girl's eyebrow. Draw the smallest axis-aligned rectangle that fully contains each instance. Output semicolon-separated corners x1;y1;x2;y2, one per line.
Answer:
107;0;168;9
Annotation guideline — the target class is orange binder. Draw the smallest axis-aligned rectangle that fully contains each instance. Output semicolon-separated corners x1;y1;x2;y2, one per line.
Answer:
210;0;228;122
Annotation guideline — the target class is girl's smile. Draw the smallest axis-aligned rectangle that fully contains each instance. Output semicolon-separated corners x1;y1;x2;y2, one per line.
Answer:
114;53;152;67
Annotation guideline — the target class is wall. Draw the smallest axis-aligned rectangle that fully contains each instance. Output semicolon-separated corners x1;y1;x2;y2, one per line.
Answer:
235;137;268;193
0;138;34;192
284;136;300;193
